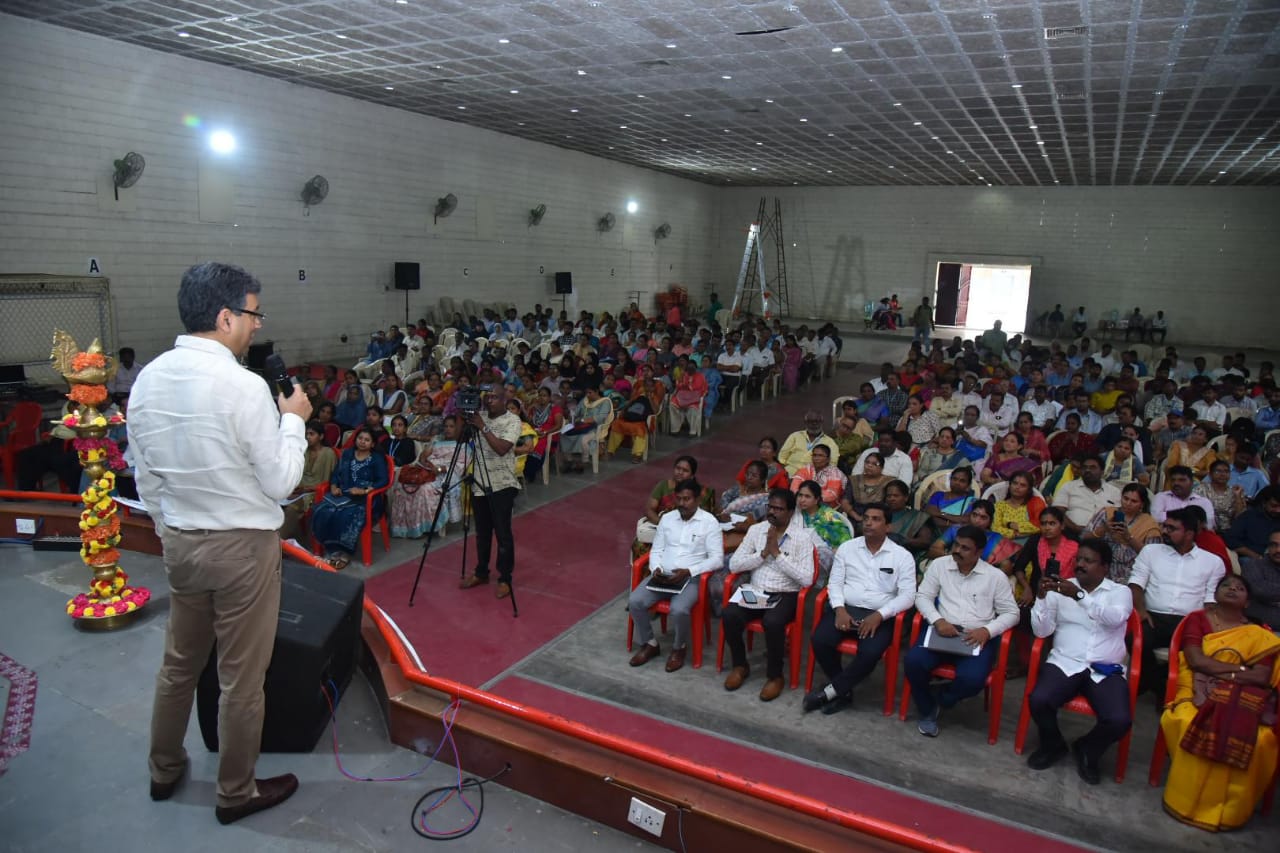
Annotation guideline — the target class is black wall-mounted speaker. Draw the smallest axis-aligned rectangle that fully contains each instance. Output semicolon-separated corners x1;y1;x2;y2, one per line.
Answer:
554;271;573;294
394;262;420;291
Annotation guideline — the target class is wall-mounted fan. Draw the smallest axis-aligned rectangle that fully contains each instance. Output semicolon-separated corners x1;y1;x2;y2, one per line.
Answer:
654;223;672;241
301;175;329;213
434;192;458;224
112;152;145;201
597;212;616;232
528;203;547;227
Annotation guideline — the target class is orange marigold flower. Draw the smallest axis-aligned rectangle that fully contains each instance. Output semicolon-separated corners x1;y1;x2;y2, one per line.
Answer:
72;352;107;371
68;384;109;406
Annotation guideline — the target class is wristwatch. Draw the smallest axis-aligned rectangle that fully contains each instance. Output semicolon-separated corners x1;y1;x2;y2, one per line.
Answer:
1072;588;1085;601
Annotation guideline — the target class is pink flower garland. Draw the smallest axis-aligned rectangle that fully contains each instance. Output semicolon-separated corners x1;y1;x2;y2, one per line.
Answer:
73;437;126;471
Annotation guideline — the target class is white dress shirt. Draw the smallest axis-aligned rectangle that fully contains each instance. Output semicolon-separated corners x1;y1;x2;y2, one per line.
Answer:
1031;578;1133;681
1052;480;1122;528
1129;544;1225;616
649;508;725;577
978;398;1019;433
729;513;819;593
128;335;306;531
828;537;916;620
1021;399;1062;429
916;557;1020;637
1191;401;1227;428
852;447;914;483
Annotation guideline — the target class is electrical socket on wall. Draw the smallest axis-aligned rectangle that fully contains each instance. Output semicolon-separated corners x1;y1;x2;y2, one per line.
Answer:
627;797;665;837
16;518;36;535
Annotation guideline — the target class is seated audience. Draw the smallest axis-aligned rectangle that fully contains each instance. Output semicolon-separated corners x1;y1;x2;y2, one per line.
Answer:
914;427;967;486
1195;459;1247;533
925;499;1018;565
852;428;914;484
627;479;725;673
1226;440;1270;500
795;479;853;582
1153;465;1217;527
981;431;1042;487
954;406;994;471
667;361;708;435
1239;531;1280;627
854;381;890;425
831;414;871;474
1053;456;1121;536
1026;538;1134;785
923;466;976;530
607;373;663;463
389;415;467;539
718;461;771;552
779;411;840;476
1101;436;1149;487
1165;425;1219;480
1160;575;1280;832
385;415;417;469
310;427;390;570
1049;412;1096;465
1005;506;1078;607
897;394;940;447
790;444;844;507
804;503;917;715
992;470;1046;540
883;480;935;557
559;386;611;473
334;385;367;430
633;456;716;559
279;421;337;542
722;489;823;701
735;436;791;490
1130;508;1226;695
1225;485;1280;560
1087;483;1163;583
905;525;1020;737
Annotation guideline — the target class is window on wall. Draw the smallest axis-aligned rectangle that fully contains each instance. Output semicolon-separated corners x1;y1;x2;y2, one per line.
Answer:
933;262;1032;334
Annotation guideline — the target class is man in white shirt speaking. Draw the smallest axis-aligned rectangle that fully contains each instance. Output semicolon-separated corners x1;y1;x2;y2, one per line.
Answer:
904;525;1019;737
804;503;916;716
628;479;724;673
130;263;312;824
1026;538;1134;785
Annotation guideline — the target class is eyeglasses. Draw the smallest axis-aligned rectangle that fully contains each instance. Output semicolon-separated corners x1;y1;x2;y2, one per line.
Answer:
230;307;267;322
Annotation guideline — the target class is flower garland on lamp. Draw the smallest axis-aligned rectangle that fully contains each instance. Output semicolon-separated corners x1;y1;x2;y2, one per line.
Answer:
51;331;150;630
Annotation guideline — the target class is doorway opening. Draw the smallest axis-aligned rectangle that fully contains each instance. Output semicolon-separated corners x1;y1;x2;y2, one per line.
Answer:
933;262;1032;334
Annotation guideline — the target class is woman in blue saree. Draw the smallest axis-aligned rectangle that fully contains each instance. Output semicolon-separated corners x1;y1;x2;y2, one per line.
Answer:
311;427;389;569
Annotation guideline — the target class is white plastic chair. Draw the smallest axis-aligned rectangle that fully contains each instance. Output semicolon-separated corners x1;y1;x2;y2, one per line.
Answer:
832;395;855;428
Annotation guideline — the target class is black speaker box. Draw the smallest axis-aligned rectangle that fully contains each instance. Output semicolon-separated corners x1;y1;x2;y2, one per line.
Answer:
196;563;365;753
554;271;573;294
245;341;274;372
394;261;421;291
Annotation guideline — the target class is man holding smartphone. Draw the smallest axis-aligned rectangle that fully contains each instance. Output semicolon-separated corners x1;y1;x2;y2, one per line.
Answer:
627;479;724;673
804;504;916;715
1027;538;1134;785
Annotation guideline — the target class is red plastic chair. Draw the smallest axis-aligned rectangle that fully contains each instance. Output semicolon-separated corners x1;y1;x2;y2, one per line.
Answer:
803;589;905;716
1014;609;1143;782
897;610;1014;745
716;547;819;689
0;402;43;487
625;554;712;668
311;452;394;566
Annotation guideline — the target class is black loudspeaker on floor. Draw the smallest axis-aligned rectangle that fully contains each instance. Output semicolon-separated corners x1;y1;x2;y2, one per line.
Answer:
197;563;365;753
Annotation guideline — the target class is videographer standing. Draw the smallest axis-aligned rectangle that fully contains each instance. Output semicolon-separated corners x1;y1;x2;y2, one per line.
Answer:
460;385;522;599
130;262;312;824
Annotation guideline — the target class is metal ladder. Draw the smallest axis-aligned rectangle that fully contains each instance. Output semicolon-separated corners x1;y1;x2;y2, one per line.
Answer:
729;197;789;320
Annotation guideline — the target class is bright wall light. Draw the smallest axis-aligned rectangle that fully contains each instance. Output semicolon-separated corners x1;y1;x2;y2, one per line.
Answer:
208;130;237;154
625;200;638;213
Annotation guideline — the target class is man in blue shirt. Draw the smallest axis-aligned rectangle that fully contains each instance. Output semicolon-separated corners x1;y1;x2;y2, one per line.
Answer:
1229;442;1270;499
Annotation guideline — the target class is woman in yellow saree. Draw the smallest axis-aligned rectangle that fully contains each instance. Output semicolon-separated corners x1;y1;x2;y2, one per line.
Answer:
1161;575;1280;831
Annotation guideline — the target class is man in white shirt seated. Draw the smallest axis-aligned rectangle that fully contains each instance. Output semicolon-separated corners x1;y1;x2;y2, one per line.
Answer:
107;346;142;403
1129;508;1225;695
1026;538;1134;785
722;489;824;702
628;479;725;673
804;504;916;715
1190;386;1228;431
716;340;745;397
977;388;1018;434
852;428;914;484
1020;385;1062;429
904;525;1019;737
1151;466;1216;527
1052;456;1121;535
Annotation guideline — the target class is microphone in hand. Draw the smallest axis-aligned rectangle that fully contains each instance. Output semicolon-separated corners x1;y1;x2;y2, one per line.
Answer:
263;353;294;398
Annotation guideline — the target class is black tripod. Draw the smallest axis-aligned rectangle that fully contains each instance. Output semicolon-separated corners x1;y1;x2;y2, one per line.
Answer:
407;416;519;617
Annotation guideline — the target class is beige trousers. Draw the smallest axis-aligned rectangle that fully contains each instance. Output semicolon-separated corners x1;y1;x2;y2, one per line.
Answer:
148;525;281;807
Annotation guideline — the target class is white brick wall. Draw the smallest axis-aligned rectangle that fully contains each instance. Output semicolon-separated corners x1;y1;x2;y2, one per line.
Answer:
716;186;1280;348
0;15;721;365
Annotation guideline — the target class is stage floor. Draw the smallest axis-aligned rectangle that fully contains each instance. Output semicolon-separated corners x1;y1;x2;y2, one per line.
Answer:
3;362;1276;851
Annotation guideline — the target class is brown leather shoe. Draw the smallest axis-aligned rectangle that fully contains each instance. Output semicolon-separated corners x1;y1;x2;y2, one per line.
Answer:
214;774;299;825
629;643;661;667
459;574;489;590
150;759;188;801
723;665;750;691
495;582;511;599
665;646;687;672
759;677;785;702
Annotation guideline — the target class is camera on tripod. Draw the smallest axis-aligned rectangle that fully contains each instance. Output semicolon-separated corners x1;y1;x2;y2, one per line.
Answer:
456;384;493;414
